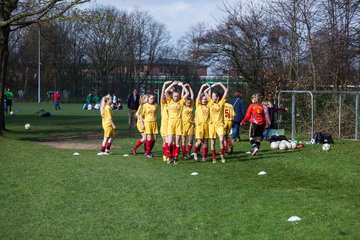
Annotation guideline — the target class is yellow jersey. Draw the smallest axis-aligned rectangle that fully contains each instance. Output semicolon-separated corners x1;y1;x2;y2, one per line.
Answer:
224;103;235;121
208;98;225;124
167;97;185;119
141;103;158;122
160;99;169;122
102;105;113;128
182;101;194;123
195;99;210;124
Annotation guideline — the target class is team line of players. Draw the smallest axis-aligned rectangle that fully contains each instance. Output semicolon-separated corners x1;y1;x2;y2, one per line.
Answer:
130;81;268;164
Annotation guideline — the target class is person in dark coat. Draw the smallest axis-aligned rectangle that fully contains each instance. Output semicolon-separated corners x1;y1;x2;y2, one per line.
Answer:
229;90;246;141
127;89;140;129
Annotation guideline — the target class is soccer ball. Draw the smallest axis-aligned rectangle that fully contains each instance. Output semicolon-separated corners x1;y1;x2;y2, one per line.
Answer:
322;143;331;151
270;141;280;149
10;111;14;115
290;141;297;149
282;140;292;149
279;141;288;150
24;123;31;130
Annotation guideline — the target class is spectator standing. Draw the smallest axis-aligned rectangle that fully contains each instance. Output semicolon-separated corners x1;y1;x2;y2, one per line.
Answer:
229;90;246;141
127;89;140;129
54;90;61;110
5;88;14;114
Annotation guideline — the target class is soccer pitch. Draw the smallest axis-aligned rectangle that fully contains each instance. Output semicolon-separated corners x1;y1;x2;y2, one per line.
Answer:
1;103;360;239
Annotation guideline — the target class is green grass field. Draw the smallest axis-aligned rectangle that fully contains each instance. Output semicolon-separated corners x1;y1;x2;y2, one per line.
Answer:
1;103;360;239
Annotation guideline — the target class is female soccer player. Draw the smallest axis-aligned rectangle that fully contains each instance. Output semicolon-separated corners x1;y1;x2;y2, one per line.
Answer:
131;94;148;155
193;83;210;162
223;102;235;153
241;93;268;156
207;82;228;163
160;81;172;161
164;81;189;164
140;94;158;158
181;83;195;159
97;94;116;155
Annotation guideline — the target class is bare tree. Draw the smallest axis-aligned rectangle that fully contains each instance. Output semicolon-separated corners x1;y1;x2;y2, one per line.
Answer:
0;0;90;132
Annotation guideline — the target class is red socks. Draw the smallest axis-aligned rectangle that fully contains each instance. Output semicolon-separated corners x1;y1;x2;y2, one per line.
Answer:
174;146;180;159
187;144;192;153
101;146;106;152
211;150;216;159
220;148;225;156
202;147;208;158
194;145;200;153
181;144;186;155
134;140;144;149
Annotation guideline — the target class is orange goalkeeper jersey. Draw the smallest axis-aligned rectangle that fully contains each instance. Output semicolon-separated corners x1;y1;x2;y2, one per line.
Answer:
241;103;265;125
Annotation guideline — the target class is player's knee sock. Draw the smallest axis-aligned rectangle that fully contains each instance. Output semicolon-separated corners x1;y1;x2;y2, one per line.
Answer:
165;143;170;158
106;142;112;150
227;139;232;146
211;150;216;159
220;148;225;156
256;141;261;149
181;144;186;155
150;141;156;151
162;145;166;155
169;144;174;157
101;146;106;152
145;140;151;154
202;147;208;158
187;144;192;153
194;144;199;153
224;145;229;152
174;146;180;159
250;139;257;148
134;140;143;149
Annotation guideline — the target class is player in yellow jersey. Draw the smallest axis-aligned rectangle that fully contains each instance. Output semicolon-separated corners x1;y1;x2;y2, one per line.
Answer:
207;82;228;163
131;94;148;155
97;95;116;155
181;83;195;159
164;81;189;164
160;81;172;161
140;94;158;158
193;83;210;162
223;102;235;154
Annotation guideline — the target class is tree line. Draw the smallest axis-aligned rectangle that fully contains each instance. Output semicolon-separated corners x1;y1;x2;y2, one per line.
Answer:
1;0;359;132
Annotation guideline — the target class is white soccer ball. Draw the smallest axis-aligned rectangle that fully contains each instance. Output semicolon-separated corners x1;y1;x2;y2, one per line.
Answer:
322;143;331;151
10;111;14;115
279;141;288;150
270;141;280;149
290;141;297;149
282;140;292;149
24;123;31;130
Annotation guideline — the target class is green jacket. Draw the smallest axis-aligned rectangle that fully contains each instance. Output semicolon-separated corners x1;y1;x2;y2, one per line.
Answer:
5;91;13;100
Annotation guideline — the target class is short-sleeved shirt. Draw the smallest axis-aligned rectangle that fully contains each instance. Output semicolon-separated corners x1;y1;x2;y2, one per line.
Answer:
182;101;194;123
160;99;169;122
208;98;226;124
102;105;113;128
224;103;235;121
167;97;185;119
142;103;158;122
195;99;210;124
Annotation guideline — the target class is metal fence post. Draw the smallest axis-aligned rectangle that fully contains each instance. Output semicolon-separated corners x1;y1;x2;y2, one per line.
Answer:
291;92;296;141
356;94;359;140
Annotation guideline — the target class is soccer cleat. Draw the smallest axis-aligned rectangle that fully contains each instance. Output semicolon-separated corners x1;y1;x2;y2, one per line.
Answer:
97;151;109;156
173;159;178;165
166;158;172;164
252;147;259;156
131;147;137;155
193;153;198;161
183;154;189;160
105;149;111;154
201;157;207;162
220;155;226;163
212;158;217;164
146;153;154;158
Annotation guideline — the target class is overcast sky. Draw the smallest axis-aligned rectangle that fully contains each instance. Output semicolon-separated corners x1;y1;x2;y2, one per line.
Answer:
91;0;227;40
